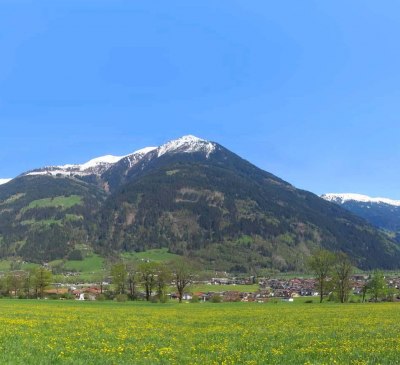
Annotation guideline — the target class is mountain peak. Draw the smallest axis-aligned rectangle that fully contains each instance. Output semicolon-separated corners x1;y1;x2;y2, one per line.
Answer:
322;193;400;207
157;135;216;158
177;134;205;142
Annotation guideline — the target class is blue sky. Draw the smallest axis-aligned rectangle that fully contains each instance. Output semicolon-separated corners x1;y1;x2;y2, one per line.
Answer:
1;1;399;198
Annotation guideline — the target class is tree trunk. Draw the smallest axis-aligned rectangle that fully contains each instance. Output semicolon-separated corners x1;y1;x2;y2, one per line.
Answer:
319;279;323;303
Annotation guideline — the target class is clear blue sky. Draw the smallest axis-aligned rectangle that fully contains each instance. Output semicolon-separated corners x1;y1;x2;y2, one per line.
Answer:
1;1;399;198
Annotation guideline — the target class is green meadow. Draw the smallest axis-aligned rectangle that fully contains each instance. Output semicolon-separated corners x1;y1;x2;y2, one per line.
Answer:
0;299;398;364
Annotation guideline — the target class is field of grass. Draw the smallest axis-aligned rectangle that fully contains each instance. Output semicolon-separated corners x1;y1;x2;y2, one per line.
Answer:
0;260;11;271
121;248;180;263
0;300;398;364
23;195;82;211
63;254;104;274
0;260;39;272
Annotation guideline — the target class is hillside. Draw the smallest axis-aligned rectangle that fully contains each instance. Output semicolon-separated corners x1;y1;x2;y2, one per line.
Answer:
0;175;106;261
0;136;399;271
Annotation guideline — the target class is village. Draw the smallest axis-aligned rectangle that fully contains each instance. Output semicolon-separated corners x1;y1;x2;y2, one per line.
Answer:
40;273;400;303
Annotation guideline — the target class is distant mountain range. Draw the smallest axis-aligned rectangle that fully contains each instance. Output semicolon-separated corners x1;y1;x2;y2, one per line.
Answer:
322;193;400;241
0;135;399;272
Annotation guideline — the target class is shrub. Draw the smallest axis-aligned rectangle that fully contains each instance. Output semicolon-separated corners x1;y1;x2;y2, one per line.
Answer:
328;292;337;302
190;295;200;303
60;293;74;300
210;294;222;303
115;294;128;302
96;294;106;301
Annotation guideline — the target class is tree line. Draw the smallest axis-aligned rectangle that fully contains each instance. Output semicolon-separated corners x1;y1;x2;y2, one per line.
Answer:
0;250;395;303
0;267;52;299
109;258;193;302
0;258;194;302
308;249;395;303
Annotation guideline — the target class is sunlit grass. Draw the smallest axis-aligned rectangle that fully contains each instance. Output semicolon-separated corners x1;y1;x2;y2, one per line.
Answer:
23;195;82;211
121;248;180;262
63;254;104;273
0;300;398;364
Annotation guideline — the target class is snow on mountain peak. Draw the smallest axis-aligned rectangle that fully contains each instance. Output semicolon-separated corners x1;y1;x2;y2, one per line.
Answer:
0;178;12;185
322;193;400;207
17;135;214;179
77;155;125;171
24;146;158;178
78;146;157;171
133;146;157;156
157;135;216;158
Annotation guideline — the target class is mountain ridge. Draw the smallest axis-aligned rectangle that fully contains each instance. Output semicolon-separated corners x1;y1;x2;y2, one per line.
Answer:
2;135;213;181
322;192;400;238
322;193;400;207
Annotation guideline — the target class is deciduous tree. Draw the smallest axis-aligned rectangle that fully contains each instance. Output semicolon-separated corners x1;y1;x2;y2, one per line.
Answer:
172;258;193;303
332;252;353;303
111;263;127;295
6;271;23;298
33;267;52;299
138;262;158;301
308;249;335;303
368;270;387;302
155;263;171;302
126;263;137;300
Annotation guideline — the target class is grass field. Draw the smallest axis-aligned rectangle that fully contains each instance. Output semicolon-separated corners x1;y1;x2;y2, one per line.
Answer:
0;300;398;364
121;248;180;263
23;195;82;211
63;254;104;273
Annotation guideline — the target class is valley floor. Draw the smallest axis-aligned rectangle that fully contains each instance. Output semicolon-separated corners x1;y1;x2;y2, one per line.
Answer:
0;299;398;364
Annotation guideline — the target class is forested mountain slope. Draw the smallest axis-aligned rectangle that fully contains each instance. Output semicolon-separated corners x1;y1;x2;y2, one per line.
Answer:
0;136;399;271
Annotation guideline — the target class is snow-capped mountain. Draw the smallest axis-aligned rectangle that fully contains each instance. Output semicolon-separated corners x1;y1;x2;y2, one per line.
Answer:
23;147;158;178
322;193;400;235
0;179;12;185
322;193;400;207
20;135;216;180
25;154;126;177
99;135;220;193
1;135;400;270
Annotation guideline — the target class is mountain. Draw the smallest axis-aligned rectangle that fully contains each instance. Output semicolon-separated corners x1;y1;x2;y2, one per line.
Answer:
96;136;400;271
322;193;400;240
1;135;400;271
